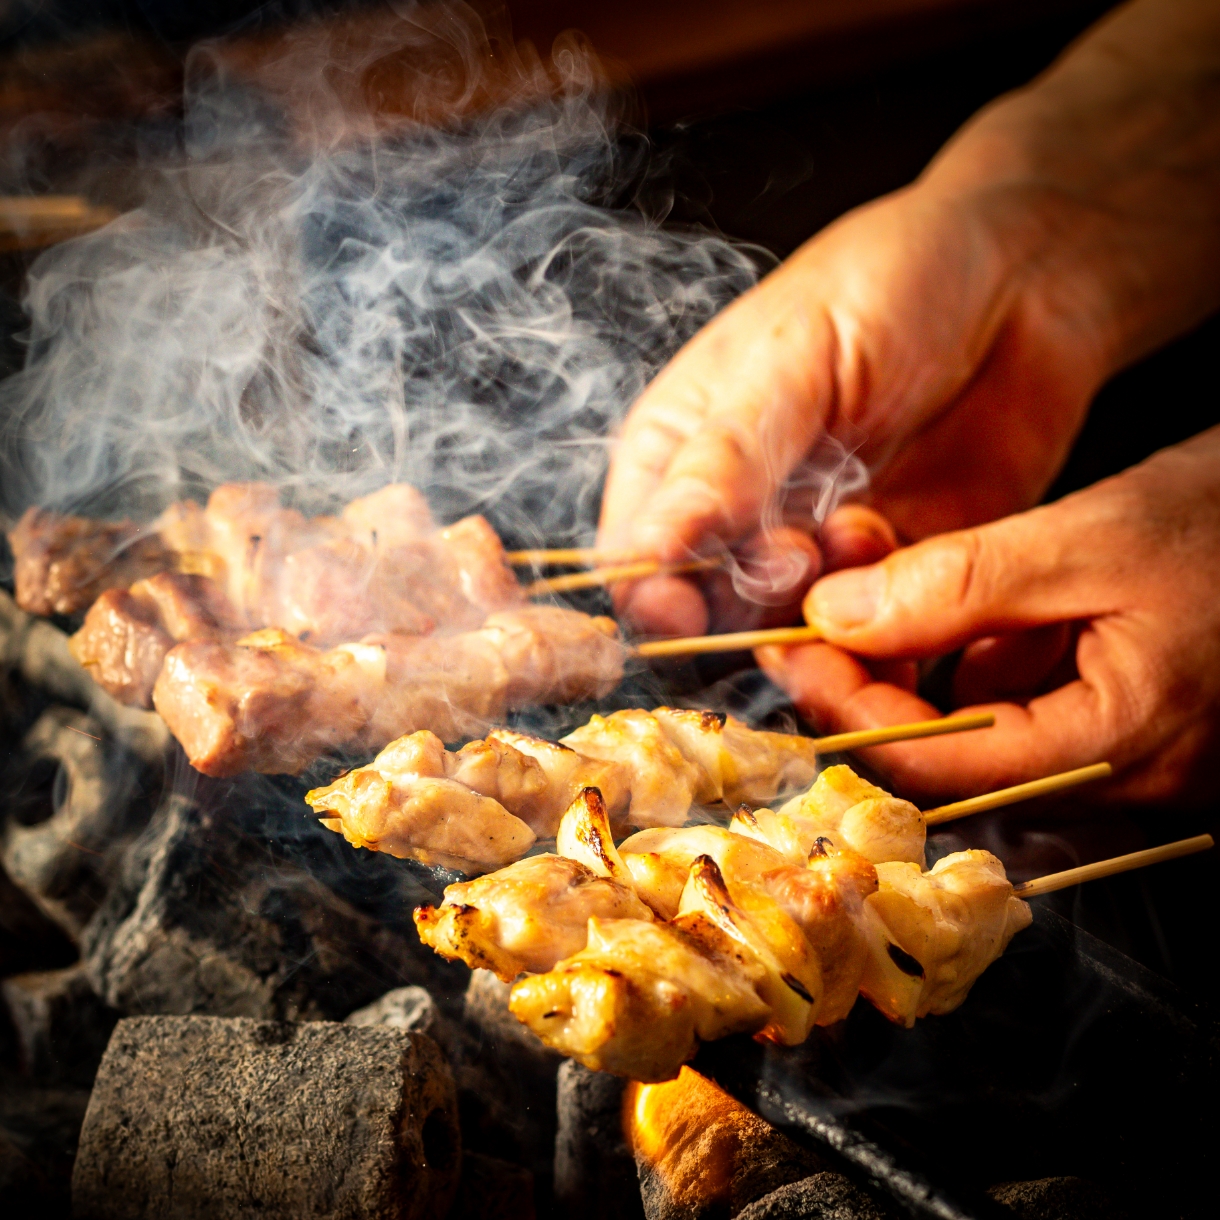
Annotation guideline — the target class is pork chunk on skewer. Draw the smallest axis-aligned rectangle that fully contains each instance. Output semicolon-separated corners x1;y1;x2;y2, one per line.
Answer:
160;605;625;778
8;507;175;616
69;572;243;707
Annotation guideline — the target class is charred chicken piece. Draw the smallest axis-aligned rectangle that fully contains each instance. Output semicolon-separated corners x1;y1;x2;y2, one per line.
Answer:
8;507;175;616
732;764;927;867
508;913;771;1081
859;849;1031;1027
414;853;653;980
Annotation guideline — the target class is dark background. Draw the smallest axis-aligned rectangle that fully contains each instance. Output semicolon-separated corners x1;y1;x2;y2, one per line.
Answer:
0;0;1216;1009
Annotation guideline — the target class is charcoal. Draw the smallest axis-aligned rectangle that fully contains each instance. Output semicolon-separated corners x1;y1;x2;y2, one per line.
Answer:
626;1068;823;1220
2;962;119;1085
72;1014;460;1220
0;856;75;977
735;1173;895;1220
0;589;167;764
3;707;154;939
0;1065;92;1217
988;1177;1128;1220
449;1151;535;1220
554;1060;644;1220
82;794;446;1021
462;969;562;1177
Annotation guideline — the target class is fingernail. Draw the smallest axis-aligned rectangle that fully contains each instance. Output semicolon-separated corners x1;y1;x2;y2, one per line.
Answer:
809;567;885;629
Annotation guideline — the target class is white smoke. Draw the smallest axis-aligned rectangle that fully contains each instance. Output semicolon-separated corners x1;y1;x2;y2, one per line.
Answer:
0;1;767;550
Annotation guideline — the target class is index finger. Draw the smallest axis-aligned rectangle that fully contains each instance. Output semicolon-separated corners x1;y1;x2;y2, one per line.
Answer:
598;273;835;561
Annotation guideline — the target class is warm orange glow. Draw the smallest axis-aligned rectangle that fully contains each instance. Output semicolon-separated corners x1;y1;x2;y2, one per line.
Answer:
624;1067;763;1209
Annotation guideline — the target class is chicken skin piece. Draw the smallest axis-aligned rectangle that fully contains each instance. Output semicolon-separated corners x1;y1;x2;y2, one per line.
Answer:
650;708;819;806
509;914;771;1081
414;853;654;981
859;849;1032;1027
761;843;879;1024
677;855;823;1046
616;825;792;919
562;710;703;828
733;764;927;867
308;728;537;872
8;507;175;616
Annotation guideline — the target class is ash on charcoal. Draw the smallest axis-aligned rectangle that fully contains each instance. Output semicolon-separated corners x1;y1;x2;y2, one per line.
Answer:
348;984;442;1037
627;1068;824;1220
72;1014;460;1220
988;1177;1128;1220
3;707;155;939
734;1174;896;1220
0;856;75;977
2;962;119;1086
554;1060;644;1220
449;1150;535;1220
82;793;448;1020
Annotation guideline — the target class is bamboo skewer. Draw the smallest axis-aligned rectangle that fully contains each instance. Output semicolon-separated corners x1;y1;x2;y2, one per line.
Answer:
632;624;823;658
507;547;644;567
527;556;722;597
1014;834;1214;898
810;712;995;754
923;762;1113;826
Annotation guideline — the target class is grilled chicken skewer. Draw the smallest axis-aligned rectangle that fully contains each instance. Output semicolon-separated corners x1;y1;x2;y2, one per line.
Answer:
310;707;837;872
501;811;1209;1079
415;760;1150;1077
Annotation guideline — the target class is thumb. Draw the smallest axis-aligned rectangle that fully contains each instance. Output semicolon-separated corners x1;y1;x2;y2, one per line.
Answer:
803;499;1106;657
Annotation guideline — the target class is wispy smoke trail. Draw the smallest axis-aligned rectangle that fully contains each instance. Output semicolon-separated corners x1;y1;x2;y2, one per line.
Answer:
0;2;765;548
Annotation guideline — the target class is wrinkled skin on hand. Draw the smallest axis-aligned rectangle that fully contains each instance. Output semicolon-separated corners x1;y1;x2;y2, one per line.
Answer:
759;427;1220;808
598;0;1220;639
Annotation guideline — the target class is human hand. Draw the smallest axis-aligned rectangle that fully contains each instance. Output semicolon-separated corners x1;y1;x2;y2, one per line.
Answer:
600;0;1220;637
758;427;1220;807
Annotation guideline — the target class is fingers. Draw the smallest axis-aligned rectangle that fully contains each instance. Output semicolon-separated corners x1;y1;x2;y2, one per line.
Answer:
598;269;834;562
803;499;1110;658
757;639;1117;799
615;573;709;638
819;505;898;572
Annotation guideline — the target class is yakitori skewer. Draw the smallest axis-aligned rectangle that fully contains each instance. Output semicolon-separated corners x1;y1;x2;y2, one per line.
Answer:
309;708;1000;874
526;557;723;597
419;790;1213;1079
923;762;1113;826
633;625;822;658
809;712;994;754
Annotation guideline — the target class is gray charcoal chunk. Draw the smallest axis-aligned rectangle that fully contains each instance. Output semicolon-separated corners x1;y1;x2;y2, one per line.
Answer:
3;707;154;940
0;856;76;977
462;970;561;1176
71;1014;461;1220
449;1151;535;1220
988;1177;1128;1220
735;1173;894;1220
2;962;119;1086
82;794;444;1020
554;1060;643;1220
